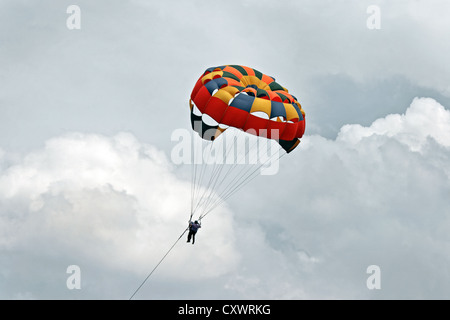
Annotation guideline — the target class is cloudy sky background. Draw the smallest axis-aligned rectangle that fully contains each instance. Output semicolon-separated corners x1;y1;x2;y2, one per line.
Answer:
1;0;450;299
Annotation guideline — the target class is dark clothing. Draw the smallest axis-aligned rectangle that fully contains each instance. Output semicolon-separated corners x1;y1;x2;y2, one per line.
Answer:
189;221;201;232
187;221;201;244
187;230;197;244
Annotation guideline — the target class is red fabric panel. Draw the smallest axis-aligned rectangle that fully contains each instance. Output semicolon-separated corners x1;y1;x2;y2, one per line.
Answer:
266;121;286;140
203;97;228;123
280;122;298;141
190;77;204;101
220;106;249;129
192;86;211;113
296;119;306;138
243;114;269;136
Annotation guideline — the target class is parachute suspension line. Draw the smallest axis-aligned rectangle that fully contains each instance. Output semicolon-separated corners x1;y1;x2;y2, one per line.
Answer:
190;142;197;217
190;128;288;222
199;150;286;220
193;136;231;214
191;139;205;216
192;129;259;220
191;137;206;217
223;150;287;203
191;129;239;219
211;135;275;207
129;227;188;300
191;140;212;218
212;131;260;196
193;144;212;214
198;133;260;218
198;145;287;221
196;131;243;218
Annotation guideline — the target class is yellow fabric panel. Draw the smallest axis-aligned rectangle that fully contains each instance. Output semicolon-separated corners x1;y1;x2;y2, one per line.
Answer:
240;75;270;90
221;85;240;96
214;88;234;104
249;98;272;116
285;103;301;121
201;71;223;83
240;75;258;86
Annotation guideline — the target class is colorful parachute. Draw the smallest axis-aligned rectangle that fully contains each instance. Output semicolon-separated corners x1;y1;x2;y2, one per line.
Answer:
188;65;306;220
189;65;306;153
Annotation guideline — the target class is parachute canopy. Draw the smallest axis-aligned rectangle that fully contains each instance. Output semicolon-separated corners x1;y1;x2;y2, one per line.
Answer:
188;65;306;219
189;65;306;153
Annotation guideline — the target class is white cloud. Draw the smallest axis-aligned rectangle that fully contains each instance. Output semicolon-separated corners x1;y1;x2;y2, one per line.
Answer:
0;132;238;299
2;98;450;299
226;97;450;299
337;97;450;151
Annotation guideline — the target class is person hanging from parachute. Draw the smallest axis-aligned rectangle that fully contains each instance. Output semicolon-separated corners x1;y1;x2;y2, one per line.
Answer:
187;220;201;244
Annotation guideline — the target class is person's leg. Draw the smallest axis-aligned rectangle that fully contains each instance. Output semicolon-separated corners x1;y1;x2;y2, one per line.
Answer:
187;231;192;242
192;232;196;244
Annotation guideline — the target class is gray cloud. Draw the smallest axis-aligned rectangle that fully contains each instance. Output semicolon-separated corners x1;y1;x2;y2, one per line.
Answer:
0;132;238;299
2;0;450;151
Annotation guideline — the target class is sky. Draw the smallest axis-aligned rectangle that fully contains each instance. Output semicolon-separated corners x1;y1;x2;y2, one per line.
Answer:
0;0;450;300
